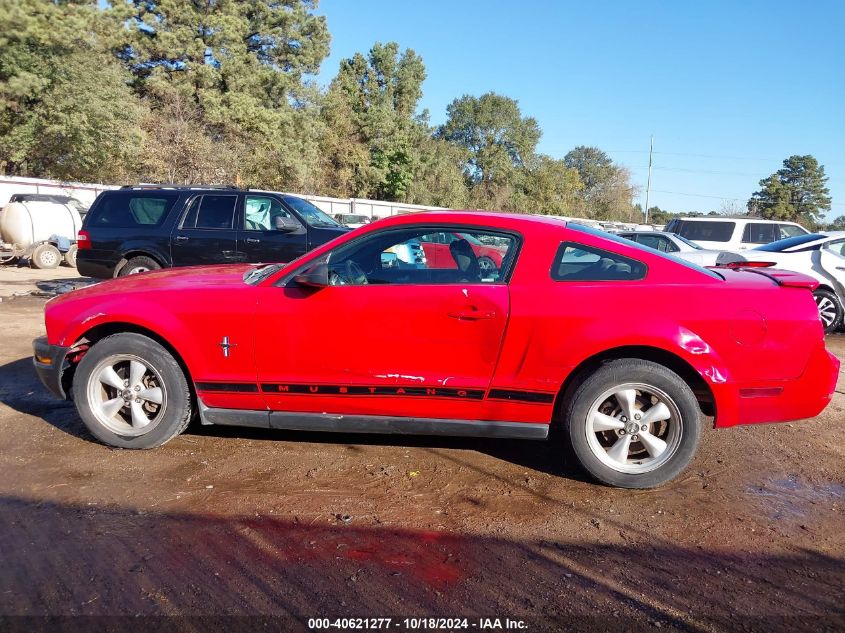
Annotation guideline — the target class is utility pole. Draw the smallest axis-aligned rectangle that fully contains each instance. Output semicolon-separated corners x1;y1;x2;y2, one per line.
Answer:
644;135;653;224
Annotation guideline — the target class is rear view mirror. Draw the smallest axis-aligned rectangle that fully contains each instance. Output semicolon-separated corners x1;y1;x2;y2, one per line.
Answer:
293;261;329;288
274;216;300;232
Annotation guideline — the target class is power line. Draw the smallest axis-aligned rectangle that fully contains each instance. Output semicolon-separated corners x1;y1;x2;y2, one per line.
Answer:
650;188;845;207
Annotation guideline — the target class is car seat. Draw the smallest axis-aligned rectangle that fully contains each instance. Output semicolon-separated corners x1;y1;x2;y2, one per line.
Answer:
449;238;480;281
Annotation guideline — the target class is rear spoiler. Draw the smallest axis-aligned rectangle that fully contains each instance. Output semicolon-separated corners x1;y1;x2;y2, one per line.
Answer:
731;266;820;290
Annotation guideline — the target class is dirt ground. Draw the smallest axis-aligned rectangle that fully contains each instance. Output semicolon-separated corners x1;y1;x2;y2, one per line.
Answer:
0;263;91;299
0;281;843;631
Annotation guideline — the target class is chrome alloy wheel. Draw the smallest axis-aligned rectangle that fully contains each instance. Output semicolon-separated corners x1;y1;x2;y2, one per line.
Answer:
815;294;838;328
585;383;683;474
127;265;150;275
86;354;167;436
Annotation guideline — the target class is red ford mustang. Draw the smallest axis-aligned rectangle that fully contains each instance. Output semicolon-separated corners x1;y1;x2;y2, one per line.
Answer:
33;211;839;488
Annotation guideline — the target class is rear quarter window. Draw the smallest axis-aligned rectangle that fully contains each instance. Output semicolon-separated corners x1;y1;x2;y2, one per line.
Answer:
552;243;646;281
90;193;179;228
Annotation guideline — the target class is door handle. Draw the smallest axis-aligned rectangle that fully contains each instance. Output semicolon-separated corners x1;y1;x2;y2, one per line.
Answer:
174;235;189;242
245;238;260;244
448;308;497;320
836;266;845;271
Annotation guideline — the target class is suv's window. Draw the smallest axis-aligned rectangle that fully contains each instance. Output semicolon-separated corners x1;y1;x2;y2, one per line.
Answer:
742;223;777;244
778;224;806;238
325;227;518;285
182;195;237;230
552;243;646;281
244;195;294;231
670;220;736;242
91;193;178;228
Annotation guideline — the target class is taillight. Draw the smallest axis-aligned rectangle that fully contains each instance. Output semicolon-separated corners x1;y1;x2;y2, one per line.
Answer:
722;261;776;268
77;229;91;250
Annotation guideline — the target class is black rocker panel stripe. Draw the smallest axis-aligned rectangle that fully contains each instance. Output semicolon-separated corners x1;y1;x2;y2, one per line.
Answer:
261;384;485;400
486;389;556;404
195;382;259;393
196;382;555;403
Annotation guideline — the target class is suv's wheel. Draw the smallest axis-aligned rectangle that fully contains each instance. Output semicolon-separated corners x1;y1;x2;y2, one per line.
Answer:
562;359;702;488
813;289;843;334
31;243;61;269
118;255;161;277
72;333;192;449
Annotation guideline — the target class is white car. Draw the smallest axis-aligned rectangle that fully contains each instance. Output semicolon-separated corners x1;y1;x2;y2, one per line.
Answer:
716;232;845;333
616;231;723;266
333;213;372;228
665;217;808;250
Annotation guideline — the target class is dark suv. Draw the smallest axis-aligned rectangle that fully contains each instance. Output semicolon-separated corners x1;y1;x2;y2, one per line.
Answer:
77;187;349;278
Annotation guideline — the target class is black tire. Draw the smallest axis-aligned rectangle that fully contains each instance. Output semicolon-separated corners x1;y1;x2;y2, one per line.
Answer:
561;359;702;489
62;244;78;268
71;333;192;449
118;255;161;277
813;289;843;334
31;243;61;269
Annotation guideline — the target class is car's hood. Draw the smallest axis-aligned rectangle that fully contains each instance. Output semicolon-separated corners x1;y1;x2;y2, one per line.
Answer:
52;264;255;305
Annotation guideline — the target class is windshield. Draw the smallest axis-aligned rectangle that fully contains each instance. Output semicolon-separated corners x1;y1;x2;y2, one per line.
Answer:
243;263;285;285
672;233;703;250
755;233;826;252
283;196;341;228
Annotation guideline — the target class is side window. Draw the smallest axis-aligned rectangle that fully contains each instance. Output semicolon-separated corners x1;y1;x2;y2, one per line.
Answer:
636;234;675;253
325;227;518;286
244;195;294;231
182;195;236;230
91;193;178;228
778;224;806;238
824;240;845;257
742;223;777;244
552;243;646;281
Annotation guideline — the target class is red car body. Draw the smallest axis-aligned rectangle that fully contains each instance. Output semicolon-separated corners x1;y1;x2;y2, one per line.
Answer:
34;211;839;486
418;231;507;269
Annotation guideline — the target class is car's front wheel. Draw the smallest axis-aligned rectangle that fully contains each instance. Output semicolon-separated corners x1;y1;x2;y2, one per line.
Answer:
562;359;702;488
813;289;843;334
72;333;192;449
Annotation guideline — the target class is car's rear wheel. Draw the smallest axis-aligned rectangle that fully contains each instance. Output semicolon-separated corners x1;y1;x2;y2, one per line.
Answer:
813;289;843;334
31;243;61;269
562;359;702;488
72;333;192;449
118;256;161;277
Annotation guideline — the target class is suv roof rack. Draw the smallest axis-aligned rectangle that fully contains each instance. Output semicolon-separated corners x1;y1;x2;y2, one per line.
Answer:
120;184;244;190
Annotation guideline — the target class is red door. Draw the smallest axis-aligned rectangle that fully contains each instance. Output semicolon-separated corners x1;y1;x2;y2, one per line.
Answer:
254;283;510;421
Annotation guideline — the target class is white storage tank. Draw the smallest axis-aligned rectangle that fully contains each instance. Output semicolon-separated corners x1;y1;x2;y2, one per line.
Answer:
0;198;82;249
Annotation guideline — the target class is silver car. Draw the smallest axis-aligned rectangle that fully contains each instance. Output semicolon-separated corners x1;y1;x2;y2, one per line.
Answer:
716;232;845;334
616;231;723;267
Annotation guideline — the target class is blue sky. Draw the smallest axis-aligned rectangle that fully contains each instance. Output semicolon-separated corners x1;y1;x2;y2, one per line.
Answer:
315;0;844;219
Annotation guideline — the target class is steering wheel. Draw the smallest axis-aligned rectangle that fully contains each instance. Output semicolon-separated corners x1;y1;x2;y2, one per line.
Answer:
329;260;369;286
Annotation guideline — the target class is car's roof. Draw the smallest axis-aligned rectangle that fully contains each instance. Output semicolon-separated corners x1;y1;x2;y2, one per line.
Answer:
671;216;801;225
374;210;572;231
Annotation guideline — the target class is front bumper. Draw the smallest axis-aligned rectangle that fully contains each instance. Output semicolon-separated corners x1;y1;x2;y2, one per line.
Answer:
32;336;71;399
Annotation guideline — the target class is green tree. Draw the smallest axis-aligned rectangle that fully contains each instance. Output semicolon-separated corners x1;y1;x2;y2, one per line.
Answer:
111;0;330;188
563;146;637;220
748;155;832;225
828;215;845;230
321;42;427;200
563;146;615;192
0;0;142;180
513;155;582;215
438;92;541;208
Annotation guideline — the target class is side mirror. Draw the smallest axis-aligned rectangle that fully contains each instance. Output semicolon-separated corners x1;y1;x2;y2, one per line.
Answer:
274;216;301;232
293;261;329;288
